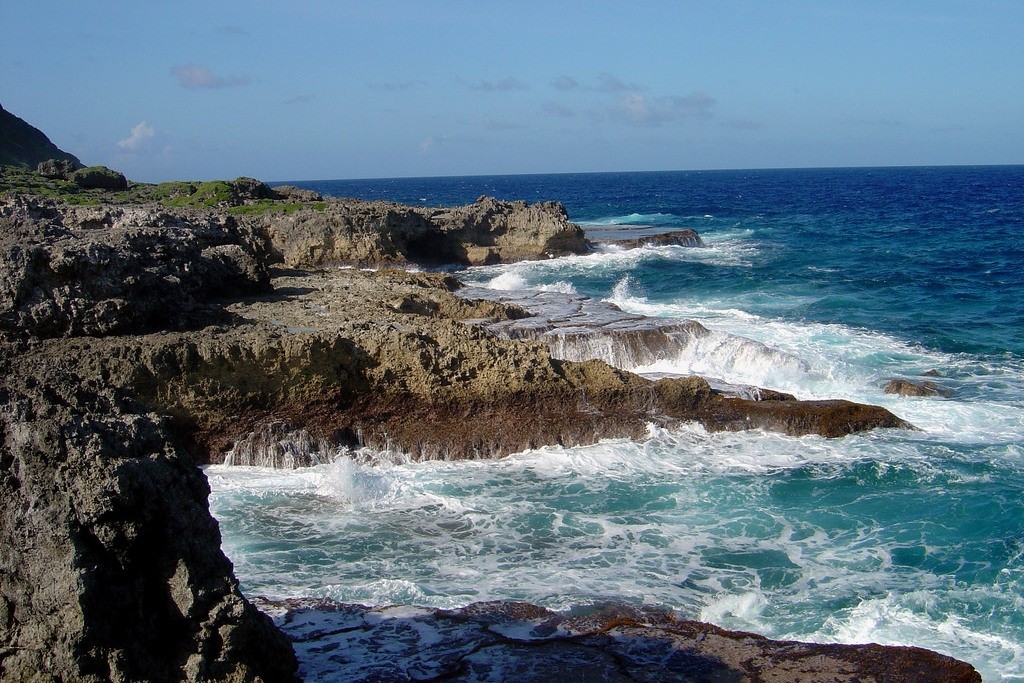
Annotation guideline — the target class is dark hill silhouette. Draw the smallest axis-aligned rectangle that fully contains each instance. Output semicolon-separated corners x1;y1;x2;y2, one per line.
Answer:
0;102;81;168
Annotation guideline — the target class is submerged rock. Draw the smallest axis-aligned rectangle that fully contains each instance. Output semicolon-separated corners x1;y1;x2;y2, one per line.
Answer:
884;378;952;397
605;227;705;249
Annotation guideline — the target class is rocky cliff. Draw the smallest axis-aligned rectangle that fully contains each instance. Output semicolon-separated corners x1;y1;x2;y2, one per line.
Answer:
0;371;297;682
0;189;977;681
262;194;588;268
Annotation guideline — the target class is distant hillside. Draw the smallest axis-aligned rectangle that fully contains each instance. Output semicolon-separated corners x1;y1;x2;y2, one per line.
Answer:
0;103;81;168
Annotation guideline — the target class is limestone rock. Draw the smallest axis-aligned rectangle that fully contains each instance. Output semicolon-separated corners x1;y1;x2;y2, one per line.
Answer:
884;378;952;397
0;373;298;682
70;165;129;190
261;195;589;268
36;157;82;179
271;185;323;202
262;199;450;267
0;196;271;338
41;268;906;465
0;191;940;680
607;227;705;249
229;176;276;203
264;599;981;682
427;195;590;263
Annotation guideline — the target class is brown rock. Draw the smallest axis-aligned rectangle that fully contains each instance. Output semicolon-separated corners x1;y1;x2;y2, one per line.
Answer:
263;599;981;682
0;192;935;681
607;228;705;249
0;374;298;682
36;157;81;179
261;195;589;268
0;196;271;338
884;378;952;398
271;184;323;202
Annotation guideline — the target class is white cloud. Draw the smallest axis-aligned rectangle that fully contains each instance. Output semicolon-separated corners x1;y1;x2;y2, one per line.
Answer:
482;115;523;130
595;73;643;93
368;80;422;91
543;102;575;117
171;64;250;89
117;121;155;150
552;75;579;91
613;92;716;126
464;77;528;92
552;73;643;93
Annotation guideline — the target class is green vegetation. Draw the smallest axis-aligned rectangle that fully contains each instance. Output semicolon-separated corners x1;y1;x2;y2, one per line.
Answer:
0;166;327;214
163;180;236;208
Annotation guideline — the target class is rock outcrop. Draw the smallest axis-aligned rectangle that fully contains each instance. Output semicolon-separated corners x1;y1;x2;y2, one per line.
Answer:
884;378;952;397
263;195;589;268
0;192;971;681
605;227;705;249
267;599;980;683
0;196;270;338
70;165;129;191
36;157;83;180
0;368;297;682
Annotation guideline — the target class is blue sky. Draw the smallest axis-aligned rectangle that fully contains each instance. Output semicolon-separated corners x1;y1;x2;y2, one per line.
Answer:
2;1;1022;182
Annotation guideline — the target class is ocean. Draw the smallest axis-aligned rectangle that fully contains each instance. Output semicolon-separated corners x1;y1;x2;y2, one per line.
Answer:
208;167;1024;680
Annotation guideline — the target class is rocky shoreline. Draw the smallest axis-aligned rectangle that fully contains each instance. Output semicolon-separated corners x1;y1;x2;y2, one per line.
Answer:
0;181;978;681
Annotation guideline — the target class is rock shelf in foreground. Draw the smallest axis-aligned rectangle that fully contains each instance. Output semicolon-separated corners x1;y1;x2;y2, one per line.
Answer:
262;599;980;683
0;190;973;682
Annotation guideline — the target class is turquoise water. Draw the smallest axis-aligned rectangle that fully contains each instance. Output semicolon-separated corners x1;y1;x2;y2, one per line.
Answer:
212;167;1024;680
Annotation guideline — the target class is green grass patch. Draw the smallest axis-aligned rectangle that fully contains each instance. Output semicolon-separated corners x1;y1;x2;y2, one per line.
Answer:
1;167;331;215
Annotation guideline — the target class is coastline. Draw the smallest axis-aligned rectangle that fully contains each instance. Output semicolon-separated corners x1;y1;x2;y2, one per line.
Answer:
0;176;979;681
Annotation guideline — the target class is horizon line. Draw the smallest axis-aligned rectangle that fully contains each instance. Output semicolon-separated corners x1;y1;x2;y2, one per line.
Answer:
270;162;1024;186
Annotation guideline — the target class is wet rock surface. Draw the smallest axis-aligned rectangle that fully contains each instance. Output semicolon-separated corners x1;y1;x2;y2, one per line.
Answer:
259;599;981;683
884;378;953;397
0;194;969;680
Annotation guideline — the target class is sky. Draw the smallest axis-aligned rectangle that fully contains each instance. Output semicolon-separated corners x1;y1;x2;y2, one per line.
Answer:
2;1;1022;182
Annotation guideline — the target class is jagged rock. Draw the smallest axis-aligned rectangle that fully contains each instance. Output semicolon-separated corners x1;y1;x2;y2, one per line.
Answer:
607;227;705;249
38;268;900;465
0;373;298;682
429;195;590;263
262;195;589;268
0;196;271;337
36;157;82;179
262;199;453;267
271;184;323;202
261;599;981;682
0;192;945;680
70;165;129;190
230;176;276;202
884;378;952;397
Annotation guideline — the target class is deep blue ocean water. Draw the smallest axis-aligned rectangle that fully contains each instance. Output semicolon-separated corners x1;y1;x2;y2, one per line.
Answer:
211;167;1024;680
